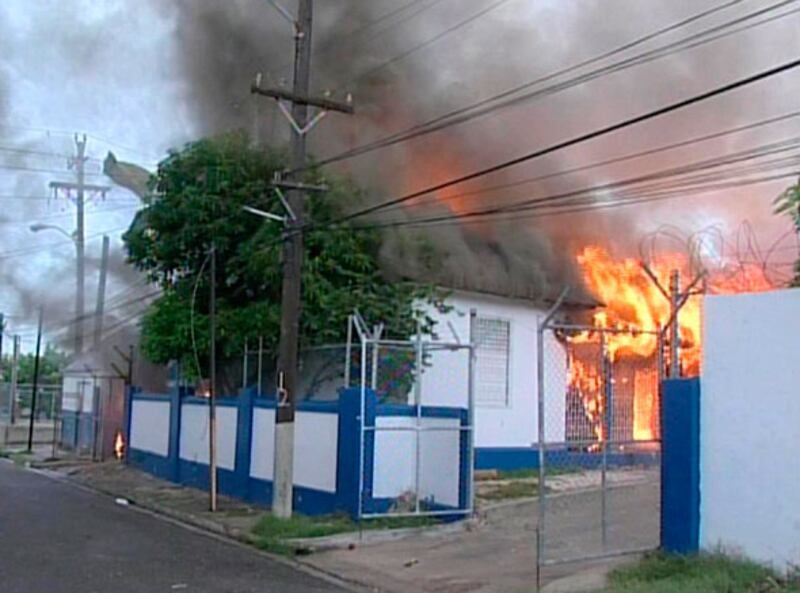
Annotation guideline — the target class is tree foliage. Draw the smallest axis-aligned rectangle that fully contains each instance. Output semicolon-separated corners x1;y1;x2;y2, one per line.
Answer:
123;133;439;375
2;343;67;385
773;178;800;286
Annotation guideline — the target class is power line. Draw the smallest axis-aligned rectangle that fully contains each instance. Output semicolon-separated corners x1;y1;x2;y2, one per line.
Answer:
342;0;515;88
357;138;800;229
376;108;800;215
310;0;794;169
322;56;800;226
0;204;139;227
0;226;128;261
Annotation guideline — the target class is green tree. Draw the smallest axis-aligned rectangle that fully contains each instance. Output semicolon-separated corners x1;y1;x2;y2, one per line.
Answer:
2;343;67;385
774;178;800;286
123;133;439;376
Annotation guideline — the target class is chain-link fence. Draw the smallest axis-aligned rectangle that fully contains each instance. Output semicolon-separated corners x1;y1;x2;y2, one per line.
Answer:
0;382;63;452
537;322;663;572
353;313;475;521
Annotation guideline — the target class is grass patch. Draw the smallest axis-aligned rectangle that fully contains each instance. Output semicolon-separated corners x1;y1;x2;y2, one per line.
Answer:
479;480;540;501
598;553;800;593
496;466;583;480
251;513;440;556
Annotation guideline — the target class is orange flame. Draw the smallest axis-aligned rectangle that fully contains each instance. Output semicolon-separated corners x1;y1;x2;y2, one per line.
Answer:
114;430;125;460
568;245;775;443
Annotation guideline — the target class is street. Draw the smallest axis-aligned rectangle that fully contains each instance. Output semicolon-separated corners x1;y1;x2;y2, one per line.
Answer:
0;461;348;593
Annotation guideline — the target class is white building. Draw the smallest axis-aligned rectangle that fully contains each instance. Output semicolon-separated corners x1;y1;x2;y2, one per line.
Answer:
417;289;578;470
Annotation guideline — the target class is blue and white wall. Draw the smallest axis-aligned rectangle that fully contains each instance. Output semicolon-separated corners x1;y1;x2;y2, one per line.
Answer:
126;388;470;518
700;288;800;572
421;290;567;470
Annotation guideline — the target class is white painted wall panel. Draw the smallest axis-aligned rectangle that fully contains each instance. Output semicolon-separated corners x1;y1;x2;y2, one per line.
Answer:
179;404;237;470
419;417;461;507
373;416;416;498
250;407;275;480
129;400;170;456
293;412;338;492
701;288;800;572
420;291;566;448
373;415;462;507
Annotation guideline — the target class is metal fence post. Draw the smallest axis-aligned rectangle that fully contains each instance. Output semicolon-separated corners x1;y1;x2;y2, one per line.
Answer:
468;309;477;514
536;319;547;569
357;335;368;522
413;322;423;515
344;315;353;389
601;331;610;550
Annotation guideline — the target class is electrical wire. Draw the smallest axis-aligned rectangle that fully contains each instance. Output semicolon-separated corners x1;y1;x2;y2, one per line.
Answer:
0;226;129;261
375;108;800;216
319;56;800;227
341;0;515;88
309;0;795;169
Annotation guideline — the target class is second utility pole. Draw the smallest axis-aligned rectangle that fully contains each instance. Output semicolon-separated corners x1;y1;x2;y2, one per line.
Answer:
253;0;353;518
273;0;312;520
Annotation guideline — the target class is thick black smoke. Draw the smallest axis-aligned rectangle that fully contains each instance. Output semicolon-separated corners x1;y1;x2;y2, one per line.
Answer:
152;0;800;299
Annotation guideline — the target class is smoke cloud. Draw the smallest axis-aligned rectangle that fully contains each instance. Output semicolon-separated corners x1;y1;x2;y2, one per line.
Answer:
155;0;800;300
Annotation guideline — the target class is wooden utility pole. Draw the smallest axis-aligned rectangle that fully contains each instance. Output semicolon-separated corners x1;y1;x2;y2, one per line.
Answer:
49;136;109;354
10;335;19;424
209;245;218;512
27;307;43;452
252;0;353;518
93;235;110;347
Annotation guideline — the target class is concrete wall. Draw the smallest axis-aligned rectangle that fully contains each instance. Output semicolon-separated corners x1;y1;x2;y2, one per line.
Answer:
179;402;237;471
372;414;462;508
422;291;566;448
248;407;338;493
129;399;170;456
701;288;800;572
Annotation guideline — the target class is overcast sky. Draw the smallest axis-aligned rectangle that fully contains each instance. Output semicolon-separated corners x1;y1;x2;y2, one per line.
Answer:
1;0;799;346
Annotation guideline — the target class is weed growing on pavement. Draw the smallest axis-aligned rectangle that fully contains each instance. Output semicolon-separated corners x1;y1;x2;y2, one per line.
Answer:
251;513;440;556
598;552;800;593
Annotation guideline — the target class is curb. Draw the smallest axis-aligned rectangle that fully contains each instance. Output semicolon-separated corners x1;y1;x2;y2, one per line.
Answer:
34;466;388;593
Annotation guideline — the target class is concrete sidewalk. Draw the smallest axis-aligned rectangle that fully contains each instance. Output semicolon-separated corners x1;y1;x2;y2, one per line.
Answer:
42;460;657;593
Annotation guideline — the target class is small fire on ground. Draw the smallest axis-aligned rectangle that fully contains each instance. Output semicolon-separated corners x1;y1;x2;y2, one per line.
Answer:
114;430;125;460
565;245;774;444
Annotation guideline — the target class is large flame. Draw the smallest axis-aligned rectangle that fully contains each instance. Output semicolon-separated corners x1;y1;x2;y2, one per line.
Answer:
568;245;775;443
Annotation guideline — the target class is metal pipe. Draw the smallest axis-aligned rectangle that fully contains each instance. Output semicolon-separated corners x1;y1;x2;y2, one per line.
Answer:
536;319;548;569
357;337;367;521
344;315;353;388
257;337;264;396
467;309;477;514
242;339;248;390
600;331;610;550
370;325;380;391
669;270;681;378
543;323;660;336
413;322;423;515
363;425;469;433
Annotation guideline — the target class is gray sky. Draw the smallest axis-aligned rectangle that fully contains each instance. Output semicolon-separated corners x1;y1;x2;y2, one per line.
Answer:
1;0;799;346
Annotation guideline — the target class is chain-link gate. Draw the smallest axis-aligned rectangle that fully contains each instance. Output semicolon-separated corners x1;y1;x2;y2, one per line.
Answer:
349;313;475;521
537;319;664;574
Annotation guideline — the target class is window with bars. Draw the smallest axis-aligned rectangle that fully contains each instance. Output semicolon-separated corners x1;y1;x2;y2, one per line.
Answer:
474;317;511;406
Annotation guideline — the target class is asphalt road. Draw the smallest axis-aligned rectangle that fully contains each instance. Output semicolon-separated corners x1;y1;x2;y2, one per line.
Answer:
0;461;349;593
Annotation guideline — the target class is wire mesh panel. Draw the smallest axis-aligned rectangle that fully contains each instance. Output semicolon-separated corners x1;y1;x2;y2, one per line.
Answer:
538;323;662;569
357;330;474;521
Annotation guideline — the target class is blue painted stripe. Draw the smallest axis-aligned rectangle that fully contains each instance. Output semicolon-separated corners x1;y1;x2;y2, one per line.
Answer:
475;447;660;471
296;400;339;414
375;404;464;418
132;393;172;402
181;396;239;407
661;378;700;554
